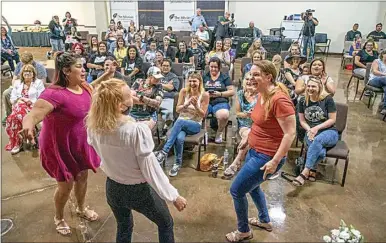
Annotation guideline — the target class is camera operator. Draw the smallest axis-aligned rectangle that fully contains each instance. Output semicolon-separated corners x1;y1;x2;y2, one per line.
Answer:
301;10;319;61
214;12;233;41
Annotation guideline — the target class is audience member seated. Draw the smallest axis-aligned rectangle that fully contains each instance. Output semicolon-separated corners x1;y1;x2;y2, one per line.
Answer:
190;35;206;70
195;24;210;48
72;43;87;71
88;36;99;56
272;54;282;76
302;63;310;75
2;52;47;125
281;54;307;104
154;50;164;68
64;26;81;51
247;38;266;59
31;20;43;32
93;56;125;85
368;50;386;115
113;37;127;67
176;41;194;65
147;26;156;46
144;41;157;63
166;26;177;46
126;25;136;44
121;45;145;84
296;58;336;98
87;41;115;81
116;21;127;39
293;77;338;186
159;59;180;133
223;72;257;178
224;38;236;63
353;40;378;77
349;36;362;56
154;72;209;176
159;36;176;62
206;40;230;67
367;23;386;42
1;26;19;72
130;67;164;130
133;34;146;56
5;65;45;154
203;57;235;143
243;50;262;77
138;24;146;40
346;23;362;41
248;21;263;40
105;24;118;54
284;44;301;68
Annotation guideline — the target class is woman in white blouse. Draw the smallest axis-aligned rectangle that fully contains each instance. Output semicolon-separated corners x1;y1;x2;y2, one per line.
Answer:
86;79;187;243
5;64;45;154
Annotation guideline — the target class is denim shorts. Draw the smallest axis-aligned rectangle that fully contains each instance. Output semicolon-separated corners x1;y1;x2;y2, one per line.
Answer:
207;102;230;115
50;38;64;52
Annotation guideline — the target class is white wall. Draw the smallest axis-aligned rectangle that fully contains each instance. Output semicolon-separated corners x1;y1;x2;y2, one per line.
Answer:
229;1;381;53
1;1;97;33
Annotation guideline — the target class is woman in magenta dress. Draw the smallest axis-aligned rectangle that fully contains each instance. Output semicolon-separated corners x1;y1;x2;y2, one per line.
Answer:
21;52;100;236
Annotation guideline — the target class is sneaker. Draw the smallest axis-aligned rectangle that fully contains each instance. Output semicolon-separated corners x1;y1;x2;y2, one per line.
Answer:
268;172;280;180
215;133;223;144
10;146;21;155
380;109;386;115
46;51;51;60
154;150;167;165
169;164;181;177
364;90;373;97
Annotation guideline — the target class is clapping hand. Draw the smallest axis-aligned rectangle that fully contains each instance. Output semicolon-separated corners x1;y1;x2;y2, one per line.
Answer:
190;96;199;108
173;196;187;212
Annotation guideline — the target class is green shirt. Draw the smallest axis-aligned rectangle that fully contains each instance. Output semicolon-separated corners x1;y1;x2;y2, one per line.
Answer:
346;30;362;41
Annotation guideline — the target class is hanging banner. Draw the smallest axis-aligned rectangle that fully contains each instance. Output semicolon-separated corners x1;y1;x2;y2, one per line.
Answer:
110;0;137;28
164;0;194;31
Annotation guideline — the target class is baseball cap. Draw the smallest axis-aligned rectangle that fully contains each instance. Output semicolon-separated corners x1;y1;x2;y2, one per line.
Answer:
147;66;164;79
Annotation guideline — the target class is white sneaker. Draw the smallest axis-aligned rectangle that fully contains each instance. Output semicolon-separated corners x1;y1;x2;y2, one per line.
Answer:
10;146;21;155
215;133;223;144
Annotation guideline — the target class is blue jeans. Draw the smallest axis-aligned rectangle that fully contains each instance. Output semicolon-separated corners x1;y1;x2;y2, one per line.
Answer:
106;178;174;243
369;76;386;108
207;102;230;130
305;129;339;170
2;51;19;71
230;149;286;233
107;39;116;54
163;119;201;165
302;36;315;61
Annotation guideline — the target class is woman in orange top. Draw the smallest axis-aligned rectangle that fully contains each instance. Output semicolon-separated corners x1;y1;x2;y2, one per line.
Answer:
226;60;296;242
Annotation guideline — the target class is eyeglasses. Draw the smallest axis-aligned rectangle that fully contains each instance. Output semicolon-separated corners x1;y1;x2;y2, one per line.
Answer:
23;70;33;73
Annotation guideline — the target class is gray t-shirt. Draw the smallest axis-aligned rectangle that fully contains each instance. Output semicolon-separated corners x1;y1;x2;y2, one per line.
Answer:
160;71;180;99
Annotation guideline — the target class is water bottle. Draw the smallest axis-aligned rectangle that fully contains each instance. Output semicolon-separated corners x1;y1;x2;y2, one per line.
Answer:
223;149;229;170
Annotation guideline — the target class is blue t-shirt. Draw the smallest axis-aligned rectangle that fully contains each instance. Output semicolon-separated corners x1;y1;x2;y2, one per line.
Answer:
203;72;232;106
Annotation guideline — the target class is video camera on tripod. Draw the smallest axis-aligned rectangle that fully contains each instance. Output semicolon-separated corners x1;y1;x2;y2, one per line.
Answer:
301;9;315;21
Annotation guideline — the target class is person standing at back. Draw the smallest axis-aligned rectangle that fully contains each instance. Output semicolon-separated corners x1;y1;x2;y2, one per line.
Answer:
190;8;207;33
301;11;319;61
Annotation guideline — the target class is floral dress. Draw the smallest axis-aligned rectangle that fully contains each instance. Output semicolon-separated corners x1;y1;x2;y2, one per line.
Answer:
5;88;32;150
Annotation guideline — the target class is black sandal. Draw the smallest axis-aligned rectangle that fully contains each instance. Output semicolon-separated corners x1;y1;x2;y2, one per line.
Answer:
308;169;317;182
292;173;307;187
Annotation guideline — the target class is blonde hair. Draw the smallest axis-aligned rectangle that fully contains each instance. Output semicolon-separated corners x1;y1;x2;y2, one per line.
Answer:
251;50;262;61
304;76;325;106
20;64;37;83
86;79;133;134
186;72;204;94
20;52;34;64
242;72;252;90
254;60;289;119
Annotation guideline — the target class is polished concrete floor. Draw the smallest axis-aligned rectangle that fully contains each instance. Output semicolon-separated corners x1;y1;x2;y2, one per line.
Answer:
1;47;386;242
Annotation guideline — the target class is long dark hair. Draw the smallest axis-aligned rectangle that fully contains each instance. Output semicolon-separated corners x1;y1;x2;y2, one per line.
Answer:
54;52;80;87
126;45;140;59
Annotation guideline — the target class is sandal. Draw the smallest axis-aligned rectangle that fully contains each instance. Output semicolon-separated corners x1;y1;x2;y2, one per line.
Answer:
225;230;253;242
54;217;71;236
308;170;317;182
292;173;308;187
248;218;273;232
76;206;99;222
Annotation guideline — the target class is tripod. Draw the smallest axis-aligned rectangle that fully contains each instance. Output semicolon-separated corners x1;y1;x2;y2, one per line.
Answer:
297;15;314;61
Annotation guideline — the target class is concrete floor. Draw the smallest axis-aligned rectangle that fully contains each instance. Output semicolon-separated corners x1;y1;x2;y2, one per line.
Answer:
1;47;386;242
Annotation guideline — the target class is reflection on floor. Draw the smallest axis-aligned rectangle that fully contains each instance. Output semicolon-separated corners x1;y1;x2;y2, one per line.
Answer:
1;47;386;242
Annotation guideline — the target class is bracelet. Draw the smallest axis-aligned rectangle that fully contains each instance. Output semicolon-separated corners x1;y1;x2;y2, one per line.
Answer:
220;92;223;97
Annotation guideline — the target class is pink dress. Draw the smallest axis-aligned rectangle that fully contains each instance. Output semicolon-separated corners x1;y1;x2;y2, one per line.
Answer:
38;87;100;182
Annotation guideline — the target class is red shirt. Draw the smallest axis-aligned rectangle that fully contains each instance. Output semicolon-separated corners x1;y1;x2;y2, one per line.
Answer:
248;91;295;157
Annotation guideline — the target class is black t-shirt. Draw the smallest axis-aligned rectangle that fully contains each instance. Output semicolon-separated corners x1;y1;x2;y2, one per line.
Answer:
89;53;115;77
176;49;193;63
298;95;336;134
367;31;386;42
158;45;176;62
121;56;144;79
302;17;318;36
354;50;378;69
203;72;232;106
190;46;206;69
